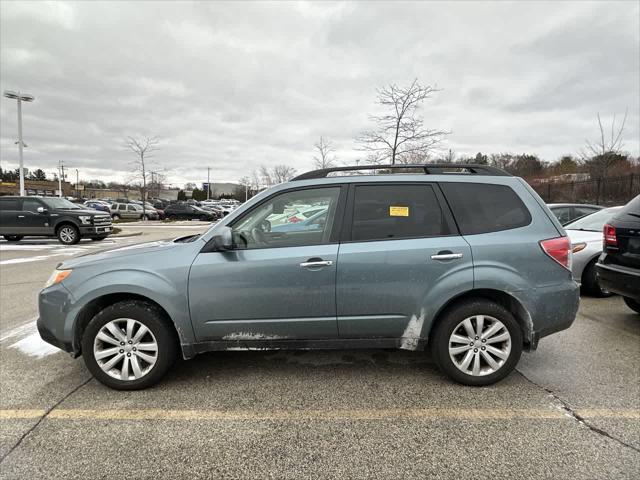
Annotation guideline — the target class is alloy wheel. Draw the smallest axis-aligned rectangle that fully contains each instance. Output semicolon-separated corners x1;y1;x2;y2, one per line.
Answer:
59;226;77;243
448;315;511;376
93;318;159;381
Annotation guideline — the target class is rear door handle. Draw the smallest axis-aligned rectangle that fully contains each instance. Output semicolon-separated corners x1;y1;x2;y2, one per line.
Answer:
300;260;333;268
431;253;463;261
17;215;25;218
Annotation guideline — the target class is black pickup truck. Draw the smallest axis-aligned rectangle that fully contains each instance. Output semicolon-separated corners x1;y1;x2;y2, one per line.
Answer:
0;196;113;245
596;195;640;314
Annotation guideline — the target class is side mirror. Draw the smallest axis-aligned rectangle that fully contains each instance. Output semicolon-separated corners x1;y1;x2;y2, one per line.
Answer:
211;226;233;251
37;207;47;214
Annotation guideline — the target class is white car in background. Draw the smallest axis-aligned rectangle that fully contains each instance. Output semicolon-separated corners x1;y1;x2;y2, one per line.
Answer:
565;206;623;297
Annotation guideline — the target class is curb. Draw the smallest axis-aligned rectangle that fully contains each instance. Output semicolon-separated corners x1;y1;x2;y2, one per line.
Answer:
111;231;143;238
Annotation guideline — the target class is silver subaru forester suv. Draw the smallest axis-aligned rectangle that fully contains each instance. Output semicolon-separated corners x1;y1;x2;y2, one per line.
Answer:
38;164;579;390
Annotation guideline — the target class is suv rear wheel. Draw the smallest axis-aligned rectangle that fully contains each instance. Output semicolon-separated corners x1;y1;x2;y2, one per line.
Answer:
81;300;177;390
431;299;523;386
57;224;80;245
3;235;23;242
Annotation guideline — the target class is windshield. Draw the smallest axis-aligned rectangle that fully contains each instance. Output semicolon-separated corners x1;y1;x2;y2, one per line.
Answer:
41;198;82;209
565;207;623;231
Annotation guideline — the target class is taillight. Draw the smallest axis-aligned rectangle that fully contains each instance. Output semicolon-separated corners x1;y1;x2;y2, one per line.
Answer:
540;236;572;270
603;224;617;248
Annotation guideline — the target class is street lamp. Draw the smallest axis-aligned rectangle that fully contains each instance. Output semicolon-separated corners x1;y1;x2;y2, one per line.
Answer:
3;90;35;197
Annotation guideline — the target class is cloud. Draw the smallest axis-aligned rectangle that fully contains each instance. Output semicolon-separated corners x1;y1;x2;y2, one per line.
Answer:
0;0;637;187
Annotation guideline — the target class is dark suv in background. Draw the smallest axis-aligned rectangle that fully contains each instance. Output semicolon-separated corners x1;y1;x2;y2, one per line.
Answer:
0;196;113;244
597;195;640;313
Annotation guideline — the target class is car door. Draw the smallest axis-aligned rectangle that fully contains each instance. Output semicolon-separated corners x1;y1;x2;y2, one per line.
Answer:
336;183;472;339
19;198;51;235
126;204;140;219
189;185;345;340
0;197;21;235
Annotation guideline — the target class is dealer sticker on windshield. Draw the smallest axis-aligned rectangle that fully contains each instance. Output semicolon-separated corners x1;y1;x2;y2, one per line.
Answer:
389;206;409;217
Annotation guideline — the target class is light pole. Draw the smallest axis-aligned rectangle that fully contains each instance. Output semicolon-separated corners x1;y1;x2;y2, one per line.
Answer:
75;169;79;198
3;90;35;197
207;167;211;200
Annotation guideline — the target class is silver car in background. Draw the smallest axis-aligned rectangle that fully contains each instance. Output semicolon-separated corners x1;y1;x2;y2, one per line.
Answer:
565;206;622;296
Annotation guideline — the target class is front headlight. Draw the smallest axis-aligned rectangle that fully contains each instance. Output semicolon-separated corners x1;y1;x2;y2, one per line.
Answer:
78;215;92;225
44;269;72;289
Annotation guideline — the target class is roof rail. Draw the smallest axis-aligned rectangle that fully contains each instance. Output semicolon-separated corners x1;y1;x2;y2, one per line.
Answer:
291;163;511;181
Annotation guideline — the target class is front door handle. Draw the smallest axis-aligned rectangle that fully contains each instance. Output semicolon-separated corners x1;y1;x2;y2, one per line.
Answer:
431;253;463;261
17;215;25;219
300;259;333;268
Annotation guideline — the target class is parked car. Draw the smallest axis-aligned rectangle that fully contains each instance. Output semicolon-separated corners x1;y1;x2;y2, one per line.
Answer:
596;195;640;314
0;196;113;244
37;163;579;390
164;203;217;221
110;202;158;220
564;206;623;296
84;200;112;213
272;209;328;233
547;203;603;225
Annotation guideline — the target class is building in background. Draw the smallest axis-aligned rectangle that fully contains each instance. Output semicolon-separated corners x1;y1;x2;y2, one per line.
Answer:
0;179;72;197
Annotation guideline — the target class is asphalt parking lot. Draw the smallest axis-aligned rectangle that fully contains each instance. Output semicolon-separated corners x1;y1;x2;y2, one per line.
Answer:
0;223;638;479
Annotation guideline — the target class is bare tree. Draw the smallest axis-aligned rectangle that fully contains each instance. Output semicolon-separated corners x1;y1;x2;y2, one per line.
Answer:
125;136;159;218
580;111;628;178
272;164;297;184
250;169;261;191
356;79;449;165
313;136;337;169
259;165;273;187
237;176;252;202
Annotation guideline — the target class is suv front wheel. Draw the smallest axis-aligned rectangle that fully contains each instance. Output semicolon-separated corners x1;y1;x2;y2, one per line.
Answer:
431;299;523;386
81;300;177;390
57;224;80;245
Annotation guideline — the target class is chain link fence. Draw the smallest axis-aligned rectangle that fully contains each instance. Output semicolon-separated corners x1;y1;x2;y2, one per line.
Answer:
530;174;639;206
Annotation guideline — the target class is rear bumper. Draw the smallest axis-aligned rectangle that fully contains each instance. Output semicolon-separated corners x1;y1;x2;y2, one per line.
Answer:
519;280;580;350
596;262;640;300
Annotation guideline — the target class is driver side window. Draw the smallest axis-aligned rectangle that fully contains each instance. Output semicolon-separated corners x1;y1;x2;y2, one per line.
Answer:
232;187;341;250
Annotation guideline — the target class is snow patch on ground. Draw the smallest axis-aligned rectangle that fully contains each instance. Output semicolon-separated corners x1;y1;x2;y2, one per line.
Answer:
10;333;60;358
1;320;60;358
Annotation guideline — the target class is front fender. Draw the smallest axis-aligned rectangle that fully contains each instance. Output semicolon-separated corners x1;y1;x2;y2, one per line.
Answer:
63;268;195;351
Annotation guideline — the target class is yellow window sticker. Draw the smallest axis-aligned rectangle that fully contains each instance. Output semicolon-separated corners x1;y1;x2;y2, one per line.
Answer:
389;206;409;217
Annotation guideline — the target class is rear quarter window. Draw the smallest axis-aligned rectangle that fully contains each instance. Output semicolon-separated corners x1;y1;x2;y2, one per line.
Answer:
0;198;20;210
440;182;532;235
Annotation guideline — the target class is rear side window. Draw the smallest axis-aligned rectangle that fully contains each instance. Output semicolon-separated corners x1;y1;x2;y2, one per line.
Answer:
440;182;531;235
0;198;20;210
351;184;448;241
22;198;42;212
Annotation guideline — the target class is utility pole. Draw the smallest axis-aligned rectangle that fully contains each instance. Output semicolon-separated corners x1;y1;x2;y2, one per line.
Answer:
3;90;35;197
245;183;248;202
75;169;79;198
57;161;66;197
207;167;211;200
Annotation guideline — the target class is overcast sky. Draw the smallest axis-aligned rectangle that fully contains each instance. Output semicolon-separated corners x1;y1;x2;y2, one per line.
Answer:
1;0;638;187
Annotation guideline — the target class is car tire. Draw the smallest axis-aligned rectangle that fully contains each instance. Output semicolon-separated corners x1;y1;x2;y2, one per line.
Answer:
3;235;23;242
581;261;613;297
56;224;80;245
199;215;208;221
112;214;121;220
168;214;176;221
81;300;178;390
431;298;523;386
623;297;640;314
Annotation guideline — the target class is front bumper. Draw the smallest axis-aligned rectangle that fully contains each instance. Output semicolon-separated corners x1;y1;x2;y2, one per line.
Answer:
37;283;76;354
79;225;113;236
596;262;640;299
